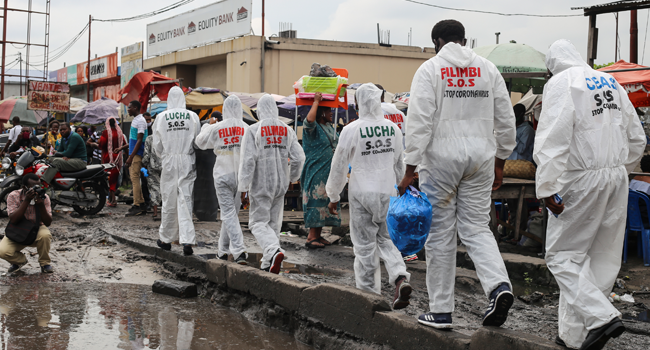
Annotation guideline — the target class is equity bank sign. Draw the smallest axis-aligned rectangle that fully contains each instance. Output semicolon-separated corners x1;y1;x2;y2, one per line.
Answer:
146;0;251;57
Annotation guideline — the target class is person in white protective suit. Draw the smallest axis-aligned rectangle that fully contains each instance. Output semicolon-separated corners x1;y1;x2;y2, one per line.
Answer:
399;20;516;329
238;95;305;274
153;86;201;256
535;39;645;350
195;95;250;265
326;83;413;309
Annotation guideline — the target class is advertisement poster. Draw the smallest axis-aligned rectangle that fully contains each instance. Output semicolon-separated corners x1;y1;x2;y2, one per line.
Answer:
121;42;143;90
146;0;251;57
27;80;71;113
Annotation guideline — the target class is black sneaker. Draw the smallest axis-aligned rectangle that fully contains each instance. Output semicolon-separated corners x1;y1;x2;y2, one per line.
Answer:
579;318;625;350
418;312;453;329
555;336;567;348
40;265;54;273
268;249;284;274
235;252;248;265
157;239;171;251
482;283;514;327
217;253;228;260
7;261;27;273
183;244;193;256
126;205;146;217
393;276;412;310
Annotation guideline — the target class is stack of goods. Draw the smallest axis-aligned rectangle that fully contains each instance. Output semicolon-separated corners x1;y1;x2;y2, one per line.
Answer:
294;63;348;100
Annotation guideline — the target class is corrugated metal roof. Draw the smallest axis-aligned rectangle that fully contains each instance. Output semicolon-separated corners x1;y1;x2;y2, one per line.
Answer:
572;0;650;11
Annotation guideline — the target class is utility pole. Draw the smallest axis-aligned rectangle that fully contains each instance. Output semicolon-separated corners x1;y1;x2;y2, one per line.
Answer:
87;14;91;102
630;9;638;63
495;32;501;44
262;0;265;37
1;0;8;100
19;52;22;96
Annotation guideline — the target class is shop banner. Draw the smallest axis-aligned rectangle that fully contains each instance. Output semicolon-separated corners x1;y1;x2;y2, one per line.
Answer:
27;80;71;113
89;52;118;81
94;84;121;101
67;65;77;85
146;0;251;57
121;42;143;89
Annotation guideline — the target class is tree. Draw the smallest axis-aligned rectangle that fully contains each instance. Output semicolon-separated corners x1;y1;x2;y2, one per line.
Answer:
593;62;615;70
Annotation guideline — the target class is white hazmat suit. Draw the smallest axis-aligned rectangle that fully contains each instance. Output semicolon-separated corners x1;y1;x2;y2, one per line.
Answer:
326;83;410;294
405;42;516;313
238;95;305;270
154;86;201;245
534;40;645;349
196;95;249;258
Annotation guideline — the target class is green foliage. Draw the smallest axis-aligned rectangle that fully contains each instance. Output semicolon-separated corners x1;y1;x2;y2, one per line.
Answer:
593;62;615;70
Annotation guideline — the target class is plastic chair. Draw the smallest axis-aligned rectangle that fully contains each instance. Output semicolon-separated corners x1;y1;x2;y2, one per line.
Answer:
624;189;650;266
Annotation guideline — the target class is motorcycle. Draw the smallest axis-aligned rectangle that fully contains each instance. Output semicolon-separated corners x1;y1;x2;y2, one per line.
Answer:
0;150;114;216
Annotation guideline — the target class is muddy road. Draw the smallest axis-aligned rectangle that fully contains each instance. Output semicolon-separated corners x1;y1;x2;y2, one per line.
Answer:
1;204;648;349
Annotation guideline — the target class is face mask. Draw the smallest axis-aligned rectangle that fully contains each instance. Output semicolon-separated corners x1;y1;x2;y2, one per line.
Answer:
22;132;30;139
147;122;153;127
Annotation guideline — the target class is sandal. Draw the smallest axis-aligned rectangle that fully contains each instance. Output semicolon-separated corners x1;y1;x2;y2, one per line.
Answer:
317;237;332;246
305;239;325;249
107;202;117;208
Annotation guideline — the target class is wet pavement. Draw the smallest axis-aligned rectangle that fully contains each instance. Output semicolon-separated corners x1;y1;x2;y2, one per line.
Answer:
0;204;648;349
0;282;311;349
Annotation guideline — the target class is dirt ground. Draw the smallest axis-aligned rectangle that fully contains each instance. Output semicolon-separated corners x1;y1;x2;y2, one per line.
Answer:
0;204;648;349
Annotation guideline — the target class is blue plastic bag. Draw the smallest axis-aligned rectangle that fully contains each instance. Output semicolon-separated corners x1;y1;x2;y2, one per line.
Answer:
387;186;433;256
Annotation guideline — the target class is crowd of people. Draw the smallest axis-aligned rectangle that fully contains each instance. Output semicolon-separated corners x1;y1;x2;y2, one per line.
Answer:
0;18;645;350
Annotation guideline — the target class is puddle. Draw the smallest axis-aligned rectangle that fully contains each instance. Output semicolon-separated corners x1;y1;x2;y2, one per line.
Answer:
0;282;311;349
623;310;650;323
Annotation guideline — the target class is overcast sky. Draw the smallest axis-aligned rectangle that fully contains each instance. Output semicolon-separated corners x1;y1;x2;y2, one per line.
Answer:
3;0;650;77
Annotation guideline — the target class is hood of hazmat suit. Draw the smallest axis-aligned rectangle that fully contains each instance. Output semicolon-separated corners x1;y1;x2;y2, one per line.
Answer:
404;42;516;314
534;39;646;349
238;94;305;196
153;86;202;245
326;83;409;294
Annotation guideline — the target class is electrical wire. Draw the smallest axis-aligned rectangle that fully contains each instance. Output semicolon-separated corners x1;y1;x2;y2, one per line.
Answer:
93;0;195;22
405;0;582;17
643;9;649;65
30;23;89;65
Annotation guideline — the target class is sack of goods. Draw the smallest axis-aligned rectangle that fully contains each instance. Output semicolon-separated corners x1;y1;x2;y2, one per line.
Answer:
503;159;536;180
387;186;433;256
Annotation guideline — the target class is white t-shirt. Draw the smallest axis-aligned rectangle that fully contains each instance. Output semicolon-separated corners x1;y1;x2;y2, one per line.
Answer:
8;125;22;143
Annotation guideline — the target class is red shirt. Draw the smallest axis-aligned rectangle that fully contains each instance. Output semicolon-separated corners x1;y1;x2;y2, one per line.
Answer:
99;128;126;164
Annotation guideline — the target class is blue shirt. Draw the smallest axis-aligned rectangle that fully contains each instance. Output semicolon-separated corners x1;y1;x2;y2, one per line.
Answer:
507;123;535;163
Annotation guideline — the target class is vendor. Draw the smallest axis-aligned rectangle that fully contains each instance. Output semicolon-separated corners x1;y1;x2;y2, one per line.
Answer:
507;104;535;163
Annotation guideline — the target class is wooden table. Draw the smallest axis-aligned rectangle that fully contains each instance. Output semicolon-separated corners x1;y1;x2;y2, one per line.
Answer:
490;177;546;247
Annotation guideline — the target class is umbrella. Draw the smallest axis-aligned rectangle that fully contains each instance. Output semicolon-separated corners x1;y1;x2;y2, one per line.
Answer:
474;43;547;94
0;96;48;126
185;88;224;110
69;97;89;114
70;97;119;125
598;60;650;107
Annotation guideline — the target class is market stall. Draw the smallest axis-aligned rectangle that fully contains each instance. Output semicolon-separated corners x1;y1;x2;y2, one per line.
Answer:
599;60;650;107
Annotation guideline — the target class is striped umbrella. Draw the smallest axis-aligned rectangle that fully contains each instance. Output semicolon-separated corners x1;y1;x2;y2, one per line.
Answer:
0;96;48;127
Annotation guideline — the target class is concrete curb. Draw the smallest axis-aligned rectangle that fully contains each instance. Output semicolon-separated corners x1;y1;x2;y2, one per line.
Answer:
469;327;564;350
112;231;562;350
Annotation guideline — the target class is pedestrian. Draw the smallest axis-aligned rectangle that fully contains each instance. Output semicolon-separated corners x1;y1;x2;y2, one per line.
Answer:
142;118;162;220
326;83;412;309
196;95;249;264
535;39;645;350
125;100;148;217
399;20;516;329
86;125;102;165
99;117;128;207
507;104;535;163
301;92;341;249
0;173;53;274
43;120;61;156
153;86;201;256
239;95;305;274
